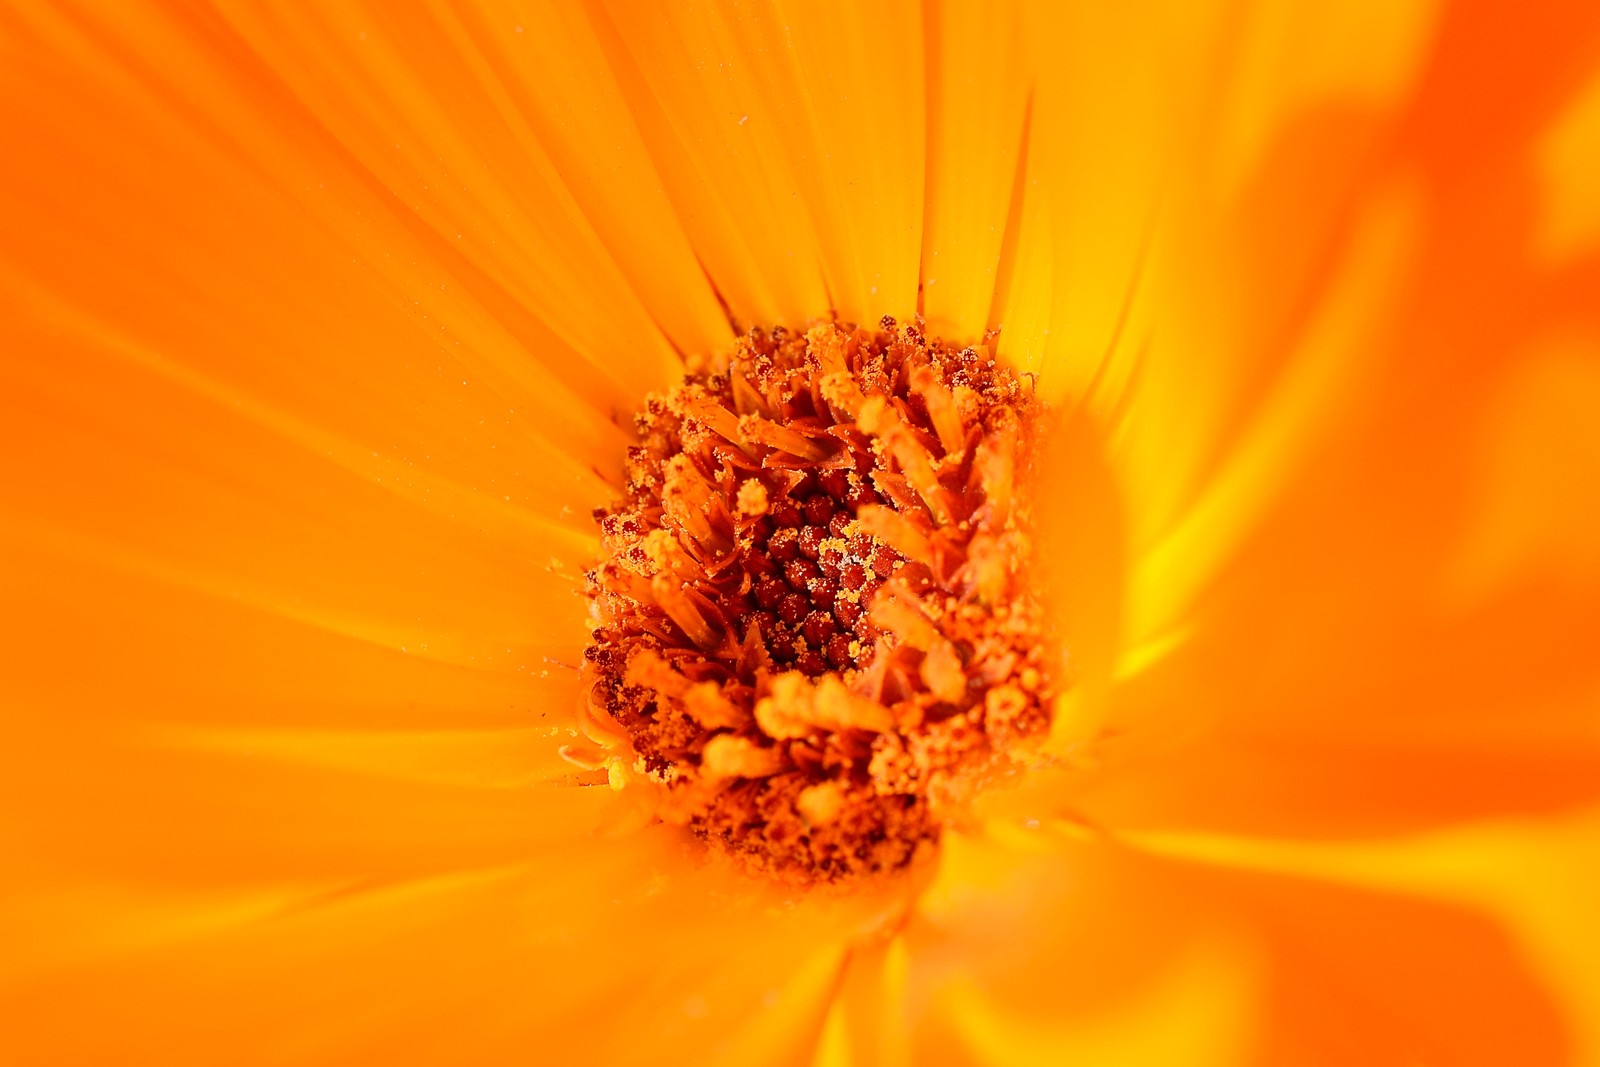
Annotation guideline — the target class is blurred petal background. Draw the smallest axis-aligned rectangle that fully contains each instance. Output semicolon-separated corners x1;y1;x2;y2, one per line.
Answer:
2;0;1598;1064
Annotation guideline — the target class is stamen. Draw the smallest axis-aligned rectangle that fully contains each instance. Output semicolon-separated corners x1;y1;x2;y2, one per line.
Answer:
856;397;955;524
702;734;786;779
580;320;1058;883
738;414;835;463
909;364;968;457
855;504;936;568
754;672;896;739
867;583;939;651
650;575;722;652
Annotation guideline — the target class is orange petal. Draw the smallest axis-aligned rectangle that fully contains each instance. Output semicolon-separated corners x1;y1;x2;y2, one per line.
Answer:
2;3;671;442
1537;63;1600;264
1450;334;1600;599
204;1;697;374
1124;816;1600;1065
1083;1;1600;836
919;1;1029;342
774;0;926;323
917;826;1569;1067
590;0;831;326
0;833;896;1065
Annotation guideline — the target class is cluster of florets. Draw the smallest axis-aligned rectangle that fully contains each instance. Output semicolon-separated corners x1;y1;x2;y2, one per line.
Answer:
571;319;1055;882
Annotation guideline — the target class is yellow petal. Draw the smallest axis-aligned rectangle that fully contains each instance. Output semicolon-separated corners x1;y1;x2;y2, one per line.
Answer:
919;0;1029;341
592;0;832;325
152;725;582;790
1209;0;1440;201
1021;0;1167;412
811;935;914;1067
206;1;690;379
774;0;926;322
1537;63;1600;264
1450;332;1600;602
0;881;324;986
1127;177;1421;646
1124;806;1600;1066
944;937;1256;1067
989;121;1054;378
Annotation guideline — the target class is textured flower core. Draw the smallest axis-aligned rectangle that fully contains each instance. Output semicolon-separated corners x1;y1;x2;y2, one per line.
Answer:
578;319;1056;882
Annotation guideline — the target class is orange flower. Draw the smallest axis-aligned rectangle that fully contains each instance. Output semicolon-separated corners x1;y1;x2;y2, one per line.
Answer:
4;1;1600;1064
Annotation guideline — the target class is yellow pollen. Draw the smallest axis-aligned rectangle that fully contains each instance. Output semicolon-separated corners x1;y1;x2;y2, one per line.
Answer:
580;318;1058;883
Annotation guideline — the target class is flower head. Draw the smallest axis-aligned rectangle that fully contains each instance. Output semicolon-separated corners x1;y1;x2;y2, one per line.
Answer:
4;1;1600;1064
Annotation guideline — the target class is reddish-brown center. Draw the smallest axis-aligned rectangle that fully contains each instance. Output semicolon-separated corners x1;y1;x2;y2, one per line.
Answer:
574;318;1057;883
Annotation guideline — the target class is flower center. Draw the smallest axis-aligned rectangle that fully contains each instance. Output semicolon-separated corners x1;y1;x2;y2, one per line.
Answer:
576;319;1057;882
